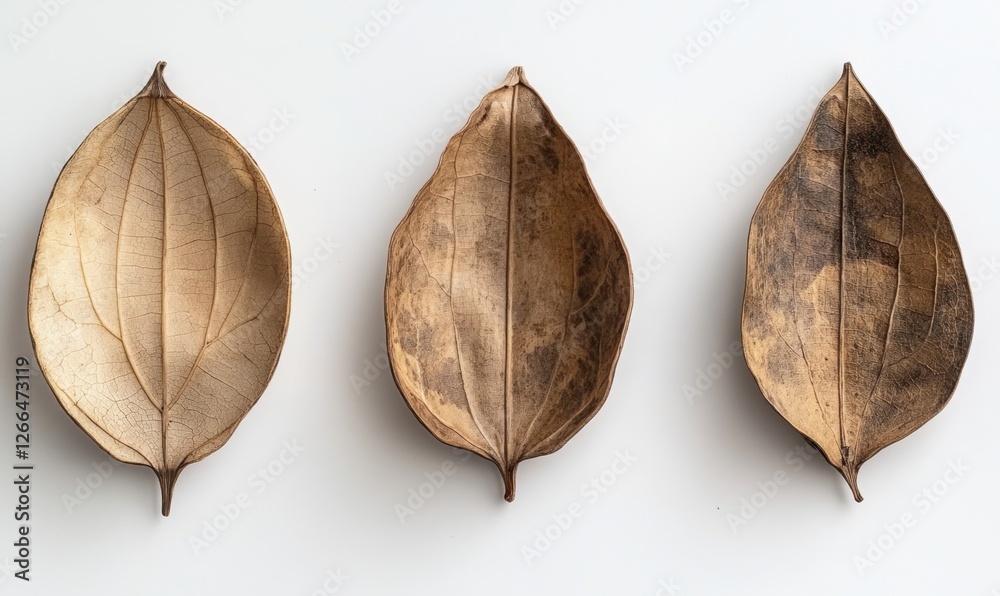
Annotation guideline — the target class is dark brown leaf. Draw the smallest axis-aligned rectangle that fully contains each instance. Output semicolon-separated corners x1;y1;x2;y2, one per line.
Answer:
742;63;974;501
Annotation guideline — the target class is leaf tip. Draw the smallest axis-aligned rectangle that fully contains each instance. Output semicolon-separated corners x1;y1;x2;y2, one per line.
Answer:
842;62;857;83
139;61;175;99
502;66;526;88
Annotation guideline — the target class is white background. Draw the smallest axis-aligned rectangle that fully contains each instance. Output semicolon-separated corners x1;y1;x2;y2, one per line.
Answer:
1;1;997;594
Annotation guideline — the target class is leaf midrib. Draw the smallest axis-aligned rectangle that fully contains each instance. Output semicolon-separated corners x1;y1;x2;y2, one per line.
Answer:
837;68;850;466
503;82;518;470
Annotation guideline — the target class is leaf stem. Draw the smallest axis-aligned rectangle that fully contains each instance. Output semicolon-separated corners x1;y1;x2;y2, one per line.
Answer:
159;468;180;516
502;463;517;502
842;464;863;503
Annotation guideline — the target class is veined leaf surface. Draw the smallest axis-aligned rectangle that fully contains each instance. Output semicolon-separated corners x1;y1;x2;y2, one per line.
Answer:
742;64;973;501
385;67;632;501
28;63;291;515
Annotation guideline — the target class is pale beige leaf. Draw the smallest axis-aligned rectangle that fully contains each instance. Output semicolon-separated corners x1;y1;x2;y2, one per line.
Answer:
28;62;291;515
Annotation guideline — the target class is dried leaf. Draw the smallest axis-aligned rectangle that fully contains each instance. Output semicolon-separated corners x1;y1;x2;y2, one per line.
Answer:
385;67;632;501
28;63;291;515
742;63;973;501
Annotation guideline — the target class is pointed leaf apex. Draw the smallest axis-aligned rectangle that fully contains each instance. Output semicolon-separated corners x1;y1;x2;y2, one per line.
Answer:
139;61;175;99
502;66;526;88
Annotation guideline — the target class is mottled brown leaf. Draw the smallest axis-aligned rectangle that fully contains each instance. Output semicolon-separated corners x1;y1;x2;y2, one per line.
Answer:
742;63;973;501
385;67;632;501
28;63;291;515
